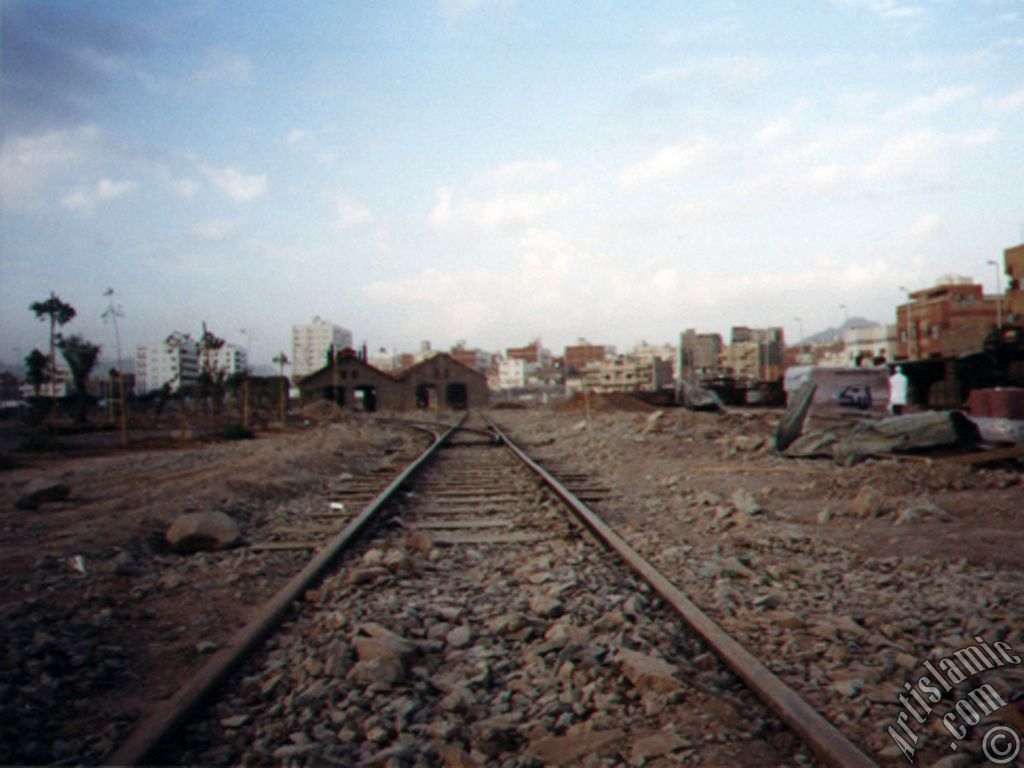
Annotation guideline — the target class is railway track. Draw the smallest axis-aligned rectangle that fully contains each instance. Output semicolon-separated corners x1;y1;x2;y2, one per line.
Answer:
109;413;877;766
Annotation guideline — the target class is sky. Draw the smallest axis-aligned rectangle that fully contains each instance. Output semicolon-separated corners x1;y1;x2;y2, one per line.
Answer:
2;0;1023;370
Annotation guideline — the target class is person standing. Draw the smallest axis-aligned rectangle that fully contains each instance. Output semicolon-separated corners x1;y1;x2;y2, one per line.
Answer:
888;366;909;415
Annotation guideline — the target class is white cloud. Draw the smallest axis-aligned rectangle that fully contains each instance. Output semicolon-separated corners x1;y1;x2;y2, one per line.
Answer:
908;214;940;239
285;129;309;147
885;86;975;120
429;185;577;230
193;219;241;242
619;139;713;188
989;88;1024;111
860;130;939;180
201;165;267;202
486;160;561;185
0;126;101;210
440;0;515;21
61;178;137;213
831;0;929;21
754;118;794;146
190;47;252;86
335;195;373;229
640;57;769;95
171;178;198;198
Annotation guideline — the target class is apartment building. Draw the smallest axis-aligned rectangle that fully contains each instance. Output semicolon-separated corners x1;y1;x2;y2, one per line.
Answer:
210;344;248;376
564;340;614;374
136;341;199;394
450;343;495;375
679;329;723;380
506;339;552;366
721;327;785;382
896;277;998;360
497;358;531;390
579;355;672;394
292;317;353;382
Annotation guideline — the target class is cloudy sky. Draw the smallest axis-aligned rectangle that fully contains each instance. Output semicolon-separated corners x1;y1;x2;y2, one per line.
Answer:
2;0;1023;368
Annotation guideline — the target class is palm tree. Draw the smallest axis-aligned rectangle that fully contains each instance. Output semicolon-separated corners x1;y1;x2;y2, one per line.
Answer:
30;292;76;400
58;335;101;423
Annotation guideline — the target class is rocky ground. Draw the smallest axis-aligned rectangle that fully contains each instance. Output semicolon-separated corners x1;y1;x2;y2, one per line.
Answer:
0;413;431;765
0;402;1021;766
494;404;1024;767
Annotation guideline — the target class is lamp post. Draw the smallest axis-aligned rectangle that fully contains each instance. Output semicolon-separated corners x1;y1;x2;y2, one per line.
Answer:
987;259;1003;329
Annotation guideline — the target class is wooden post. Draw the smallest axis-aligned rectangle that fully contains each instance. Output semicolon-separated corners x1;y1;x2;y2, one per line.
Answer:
242;378;249;429
279;377;286;425
118;372;128;447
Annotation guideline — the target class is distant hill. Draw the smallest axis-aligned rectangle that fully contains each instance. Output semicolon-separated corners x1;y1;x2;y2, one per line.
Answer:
798;317;879;346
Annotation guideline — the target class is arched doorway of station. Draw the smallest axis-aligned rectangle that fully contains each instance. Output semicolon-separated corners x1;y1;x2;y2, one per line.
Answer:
416;384;438;410
354;385;377;412
322;386;345;406
445;382;468;410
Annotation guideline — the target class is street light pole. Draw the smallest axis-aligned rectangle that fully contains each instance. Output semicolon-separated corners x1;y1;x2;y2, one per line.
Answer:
987;259;1003;329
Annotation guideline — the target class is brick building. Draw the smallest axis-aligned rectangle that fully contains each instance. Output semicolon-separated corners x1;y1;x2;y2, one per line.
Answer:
896;277;998;360
564;340;613;374
298;350;488;412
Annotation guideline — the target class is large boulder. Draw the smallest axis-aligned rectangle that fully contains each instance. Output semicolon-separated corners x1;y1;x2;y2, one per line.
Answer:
165;511;240;554
15;477;71;510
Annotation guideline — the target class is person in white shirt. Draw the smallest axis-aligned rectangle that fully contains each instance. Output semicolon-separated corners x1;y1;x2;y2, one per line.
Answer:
888;366;909;415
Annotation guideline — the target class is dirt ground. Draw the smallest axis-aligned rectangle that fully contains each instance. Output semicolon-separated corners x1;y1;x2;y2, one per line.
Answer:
0;410;433;764
1;401;1022;766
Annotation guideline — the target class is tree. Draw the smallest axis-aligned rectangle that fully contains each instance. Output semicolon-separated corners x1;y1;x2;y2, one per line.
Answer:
24;349;49;398
198;322;226;414
165;331;195;406
59;334;101;423
30;292;76;401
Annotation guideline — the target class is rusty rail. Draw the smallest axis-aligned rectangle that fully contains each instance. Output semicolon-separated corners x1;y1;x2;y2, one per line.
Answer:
107;416;464;765
487;416;879;768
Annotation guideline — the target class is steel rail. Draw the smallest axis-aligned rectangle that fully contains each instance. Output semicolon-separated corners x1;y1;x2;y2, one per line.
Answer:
487;415;879;768
107;415;465;765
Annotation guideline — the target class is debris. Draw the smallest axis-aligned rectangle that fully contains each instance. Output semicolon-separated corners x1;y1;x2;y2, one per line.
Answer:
14;477;71;510
643;410;665;433
165;511;240;554
678;380;724;412
783;411;980;465
731;488;762;516
849;487;886;519
618;648;681;692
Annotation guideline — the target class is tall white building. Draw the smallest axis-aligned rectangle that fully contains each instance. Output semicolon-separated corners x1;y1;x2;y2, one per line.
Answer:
209;344;248;376
291;317;353;381
136;341;199;394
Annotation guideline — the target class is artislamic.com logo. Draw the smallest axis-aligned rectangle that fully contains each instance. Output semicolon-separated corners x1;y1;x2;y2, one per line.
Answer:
888;635;1022;764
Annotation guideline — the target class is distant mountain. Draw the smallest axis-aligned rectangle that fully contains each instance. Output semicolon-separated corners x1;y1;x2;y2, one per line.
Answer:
798;317;879;346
